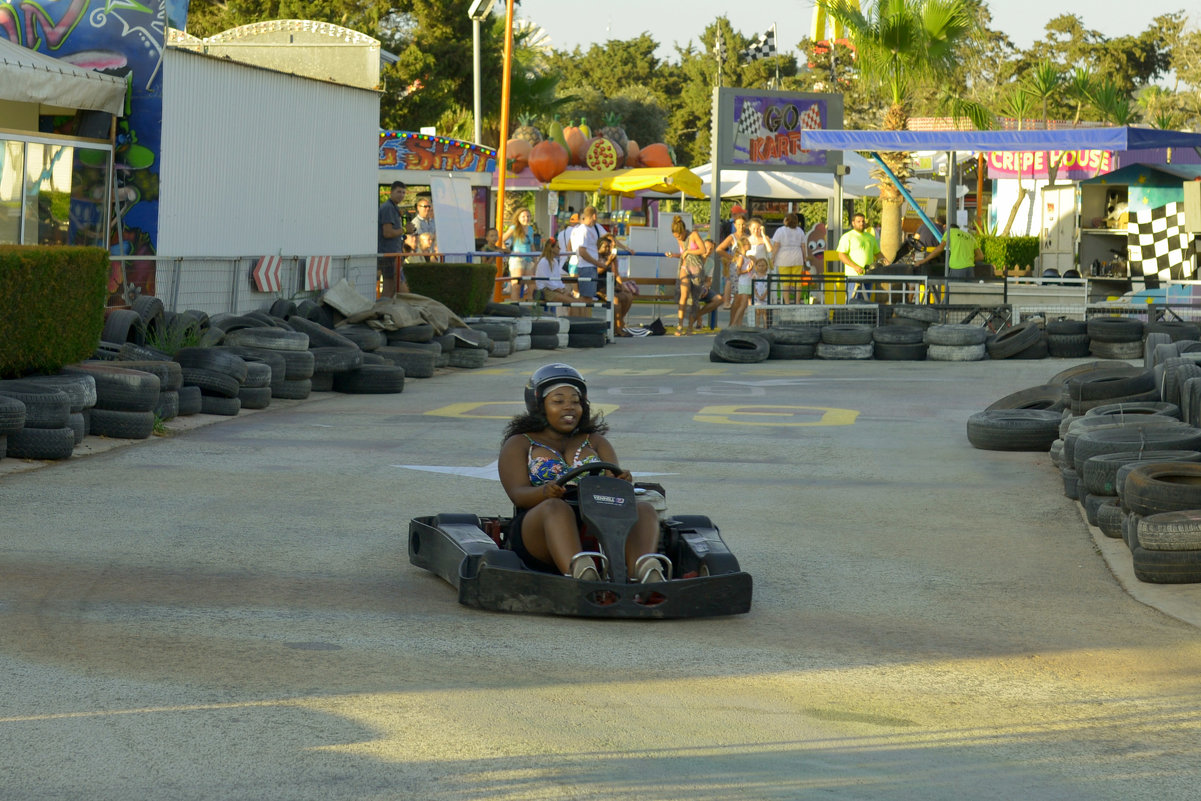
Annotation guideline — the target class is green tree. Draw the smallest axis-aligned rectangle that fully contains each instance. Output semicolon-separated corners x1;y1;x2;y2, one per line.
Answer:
814;0;978;259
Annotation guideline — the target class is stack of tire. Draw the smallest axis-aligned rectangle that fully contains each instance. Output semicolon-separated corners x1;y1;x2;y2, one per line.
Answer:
709;328;771;363
0;377;88;460
985;321;1047;359
106;353;186;420
175;347;250;415
466;318;516;358
60;362;161;439
209;317;313;401
530;317;567;350
973;357;1201;584
1086;316;1144;360
925;324;988;361
566;318;607;349
1045;318;1090;358
817;325;873;360
872;326;927;361
446;327;491;369
376;323;440;379
477;303;538;353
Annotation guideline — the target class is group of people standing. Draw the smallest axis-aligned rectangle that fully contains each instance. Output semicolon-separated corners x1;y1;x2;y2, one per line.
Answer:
377;180;439;297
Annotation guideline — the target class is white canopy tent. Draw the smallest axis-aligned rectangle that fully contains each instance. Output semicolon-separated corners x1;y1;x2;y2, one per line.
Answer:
0;37;126;115
692;152;963;201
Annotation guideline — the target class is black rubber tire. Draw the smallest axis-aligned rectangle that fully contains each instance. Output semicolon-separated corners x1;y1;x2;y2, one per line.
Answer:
242;362;272;389
1135;510;1201;551
278;316;359;350
872;326;924;344
117;342;173;362
1087;316;1145;343
768;343;816;360
449;327;489;349
175;347;249;383
112;360;183;392
530;320;560;336
772;325;822;345
1084;493;1112;527
374;346;437;378
925;324;989;347
6;425;75;459
1067;368;1155;403
530;334;560;350
892;304;942;323
1049;361;1136;385
66;411;86;444
712;331;771;363
223;327;309;351
1146;320;1201;342
209;314;265;333
1097;499;1124;538
237;385;273;409
1062;467;1080;500
360;352;387;366
1125;463;1201;517
200;394;241;416
1046;318;1087;335
334;324;387;351
101;309;146;345
986;323;1042;358
307;303;338;328
177;385;202;416
821;324;873;345
311;346;364;374
966;409;1062;451
22;373;97;413
1084;401;1180;420
387;324;435;343
1145;333;1175;368
1011;336;1049;359
482;301;526;317
155;390;179;421
0;394;25;435
471;322;517;342
926;343;986;361
131;294;165;333
567;332;606;349
269;298;297;318
180;367;239;399
816;342;874;360
1132;545;1201;584
1071;423;1201;472
1090;339;1143;360
218;346;287;384
448;348;489;368
1046;334;1092;358
271;378;313;400
310;372;335;392
89;407;155;439
59;365;160;413
873;342;927;361
1163;363;1201;410
985;385;1065;412
332;365;406;394
567;319;607;334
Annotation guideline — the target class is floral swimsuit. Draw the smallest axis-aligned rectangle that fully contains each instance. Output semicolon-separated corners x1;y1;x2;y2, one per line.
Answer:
526;435;601;485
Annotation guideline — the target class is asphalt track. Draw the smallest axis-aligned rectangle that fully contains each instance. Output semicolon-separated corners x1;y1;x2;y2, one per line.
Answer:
3;336;1201;800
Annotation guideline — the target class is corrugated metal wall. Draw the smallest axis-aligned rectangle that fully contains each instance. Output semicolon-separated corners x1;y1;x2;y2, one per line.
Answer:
158;49;378;259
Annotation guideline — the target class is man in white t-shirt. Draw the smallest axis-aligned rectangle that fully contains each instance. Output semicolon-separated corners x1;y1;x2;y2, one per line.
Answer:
556;213;578;276
568;206;605;302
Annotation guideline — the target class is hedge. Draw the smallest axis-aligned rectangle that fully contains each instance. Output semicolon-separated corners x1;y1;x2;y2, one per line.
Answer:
0;245;109;378
404;261;499;316
980;235;1039;271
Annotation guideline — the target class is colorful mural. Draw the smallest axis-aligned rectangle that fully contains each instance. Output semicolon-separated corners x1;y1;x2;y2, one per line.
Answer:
0;0;178;305
380;131;497;173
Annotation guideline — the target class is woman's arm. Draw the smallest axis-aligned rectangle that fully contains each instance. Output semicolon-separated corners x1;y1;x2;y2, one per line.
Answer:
499;436;565;509
591;435;633;482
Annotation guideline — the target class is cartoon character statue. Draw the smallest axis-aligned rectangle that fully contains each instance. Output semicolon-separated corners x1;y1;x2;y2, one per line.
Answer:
806;222;827;273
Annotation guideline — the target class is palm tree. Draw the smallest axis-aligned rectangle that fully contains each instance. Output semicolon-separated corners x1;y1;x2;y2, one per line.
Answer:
1090;78;1137;126
816;0;977;259
997;88;1036;236
1064;67;1094;126
1024;61;1062;129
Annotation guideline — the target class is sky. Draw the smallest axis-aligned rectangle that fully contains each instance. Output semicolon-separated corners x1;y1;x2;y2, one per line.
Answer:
512;0;1194;62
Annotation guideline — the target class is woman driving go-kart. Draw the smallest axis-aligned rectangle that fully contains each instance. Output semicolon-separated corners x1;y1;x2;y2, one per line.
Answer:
498;363;670;584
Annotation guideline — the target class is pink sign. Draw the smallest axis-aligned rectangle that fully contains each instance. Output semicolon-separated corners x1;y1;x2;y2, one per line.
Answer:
987;150;1113;180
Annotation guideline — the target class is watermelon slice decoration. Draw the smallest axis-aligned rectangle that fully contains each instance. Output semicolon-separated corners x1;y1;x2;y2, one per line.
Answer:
585;138;619;171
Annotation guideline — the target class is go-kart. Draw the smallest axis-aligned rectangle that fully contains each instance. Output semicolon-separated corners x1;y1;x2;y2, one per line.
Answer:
408;462;753;619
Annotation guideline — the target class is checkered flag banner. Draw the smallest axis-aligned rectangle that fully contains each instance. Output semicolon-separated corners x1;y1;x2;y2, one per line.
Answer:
733;99;767;154
1131;202;1197;283
742;28;777;62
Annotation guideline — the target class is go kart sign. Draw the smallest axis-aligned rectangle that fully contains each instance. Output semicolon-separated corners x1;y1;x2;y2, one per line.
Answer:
713;88;843;173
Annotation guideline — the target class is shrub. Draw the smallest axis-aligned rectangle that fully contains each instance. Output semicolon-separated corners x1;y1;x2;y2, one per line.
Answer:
980;235;1039;271
0;245;108;378
404;261;499;316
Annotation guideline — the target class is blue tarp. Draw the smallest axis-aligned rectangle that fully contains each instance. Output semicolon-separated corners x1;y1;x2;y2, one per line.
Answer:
799;127;1201;152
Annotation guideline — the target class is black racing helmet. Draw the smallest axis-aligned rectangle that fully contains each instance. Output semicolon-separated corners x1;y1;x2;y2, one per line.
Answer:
524;363;587;415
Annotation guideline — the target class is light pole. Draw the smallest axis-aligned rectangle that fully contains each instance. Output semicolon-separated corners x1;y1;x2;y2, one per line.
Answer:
468;0;497;145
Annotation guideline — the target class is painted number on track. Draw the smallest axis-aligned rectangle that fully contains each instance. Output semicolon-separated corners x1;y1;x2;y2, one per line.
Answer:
694;405;858;427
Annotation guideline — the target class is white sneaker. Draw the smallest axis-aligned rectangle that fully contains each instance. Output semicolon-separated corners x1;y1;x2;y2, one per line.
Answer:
633;553;671;584
568;552;603;582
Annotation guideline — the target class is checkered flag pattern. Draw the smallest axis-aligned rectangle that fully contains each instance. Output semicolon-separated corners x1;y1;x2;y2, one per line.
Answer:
742;29;777;62
734;99;765;154
1131;202;1197;283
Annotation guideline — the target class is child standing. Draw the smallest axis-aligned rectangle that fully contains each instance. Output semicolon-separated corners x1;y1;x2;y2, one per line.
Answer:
751;257;772;328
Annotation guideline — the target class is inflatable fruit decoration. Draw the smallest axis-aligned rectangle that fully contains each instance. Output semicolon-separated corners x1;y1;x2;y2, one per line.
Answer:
578;116;592;138
528;140;569;182
600;112;629;159
625;140;641;168
585;138;620;171
562;123;589;166
638;142;673;168
547;115;568;152
506;137;532;173
512;113;543;146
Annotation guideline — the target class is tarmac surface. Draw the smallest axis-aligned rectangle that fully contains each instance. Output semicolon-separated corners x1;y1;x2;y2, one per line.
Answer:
3;334;1201;800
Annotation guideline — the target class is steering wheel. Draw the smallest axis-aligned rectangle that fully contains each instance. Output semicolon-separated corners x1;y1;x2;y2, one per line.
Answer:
554;461;622;487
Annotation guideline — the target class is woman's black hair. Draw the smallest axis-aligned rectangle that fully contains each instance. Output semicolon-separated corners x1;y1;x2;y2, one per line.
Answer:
502;396;609;441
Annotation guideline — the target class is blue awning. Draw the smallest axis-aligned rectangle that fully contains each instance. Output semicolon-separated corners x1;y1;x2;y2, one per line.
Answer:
799;127;1201;152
